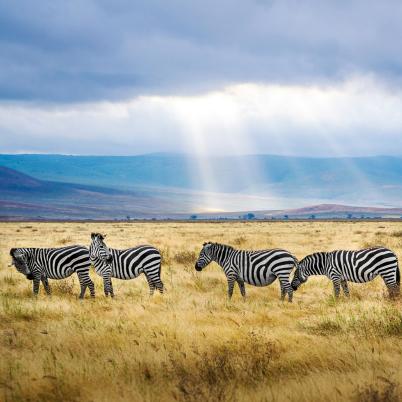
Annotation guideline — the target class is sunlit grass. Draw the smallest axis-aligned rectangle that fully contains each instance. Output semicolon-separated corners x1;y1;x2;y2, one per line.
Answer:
0;221;401;401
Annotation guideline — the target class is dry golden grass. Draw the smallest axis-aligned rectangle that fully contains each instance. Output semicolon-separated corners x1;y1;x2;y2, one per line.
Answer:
0;221;402;402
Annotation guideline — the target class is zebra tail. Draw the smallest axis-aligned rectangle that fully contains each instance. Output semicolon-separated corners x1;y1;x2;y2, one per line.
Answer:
395;253;401;286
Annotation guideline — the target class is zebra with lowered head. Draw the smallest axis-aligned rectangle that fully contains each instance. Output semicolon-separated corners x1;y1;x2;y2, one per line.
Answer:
195;242;298;301
89;233;164;297
291;247;400;298
10;245;95;298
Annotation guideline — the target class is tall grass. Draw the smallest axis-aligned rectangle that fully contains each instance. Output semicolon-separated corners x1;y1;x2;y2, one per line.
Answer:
0;221;401;402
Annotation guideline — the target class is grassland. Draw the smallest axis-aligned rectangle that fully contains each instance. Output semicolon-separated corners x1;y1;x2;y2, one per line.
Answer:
0;221;402;402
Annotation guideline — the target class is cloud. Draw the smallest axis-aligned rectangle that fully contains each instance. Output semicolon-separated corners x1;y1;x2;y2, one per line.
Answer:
1;76;402;156
1;1;402;102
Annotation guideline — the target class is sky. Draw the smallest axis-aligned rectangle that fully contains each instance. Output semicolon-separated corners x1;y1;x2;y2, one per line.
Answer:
1;0;402;156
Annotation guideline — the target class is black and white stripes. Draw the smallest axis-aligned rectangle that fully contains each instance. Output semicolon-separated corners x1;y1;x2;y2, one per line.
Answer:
10;245;95;298
89;233;164;297
291;247;400;298
195;242;297;301
9;236;400;302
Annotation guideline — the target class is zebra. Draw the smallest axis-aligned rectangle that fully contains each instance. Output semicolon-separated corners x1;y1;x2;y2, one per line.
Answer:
89;233;164;297
194;242;298;301
9;245;95;298
291;247;400;298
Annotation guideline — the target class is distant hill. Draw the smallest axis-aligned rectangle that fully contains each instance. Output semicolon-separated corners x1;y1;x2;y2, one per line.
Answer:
262;203;402;219
0;166;196;219
1;153;402;208
1;165;401;220
1;153;402;220
193;203;402;220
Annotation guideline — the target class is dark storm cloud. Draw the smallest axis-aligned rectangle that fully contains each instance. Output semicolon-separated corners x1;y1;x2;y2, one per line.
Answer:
1;0;402;102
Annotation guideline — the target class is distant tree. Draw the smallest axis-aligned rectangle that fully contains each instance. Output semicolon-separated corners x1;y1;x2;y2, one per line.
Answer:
310;214;316;220
245;213;255;220
284;214;289;220
190;215;197;220
126;215;131;221
347;214;353;219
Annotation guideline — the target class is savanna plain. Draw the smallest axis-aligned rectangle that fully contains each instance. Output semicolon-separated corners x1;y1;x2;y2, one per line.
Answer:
1;221;402;402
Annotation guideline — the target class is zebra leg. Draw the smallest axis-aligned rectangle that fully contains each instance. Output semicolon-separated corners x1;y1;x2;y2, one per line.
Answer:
144;263;164;296
103;275;114;297
149;283;155;296
32;277;41;296
77;271;95;299
144;273;155;296
227;277;235;299
155;280;164;294
88;280;95;298
236;279;246;298
144;268;164;295
279;277;293;302
41;276;52;296
387;285;399;299
332;279;341;298
341;280;350;297
380;268;400;298
382;278;400;299
108;278;114;298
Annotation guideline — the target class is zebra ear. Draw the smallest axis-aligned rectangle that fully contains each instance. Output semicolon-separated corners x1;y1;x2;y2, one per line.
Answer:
10;248;16;256
91;233;96;239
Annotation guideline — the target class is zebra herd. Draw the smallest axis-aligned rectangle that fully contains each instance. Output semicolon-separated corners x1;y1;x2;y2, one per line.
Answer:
9;233;400;300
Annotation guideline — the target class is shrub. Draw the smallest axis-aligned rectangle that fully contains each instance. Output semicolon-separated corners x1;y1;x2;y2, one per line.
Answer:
58;236;73;245
233;236;247;247
355;378;399;402
174;250;197;265
53;278;76;295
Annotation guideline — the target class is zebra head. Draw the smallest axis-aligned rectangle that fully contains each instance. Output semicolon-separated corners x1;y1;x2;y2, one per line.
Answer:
195;242;214;271
291;259;308;290
90;233;113;265
10;248;34;280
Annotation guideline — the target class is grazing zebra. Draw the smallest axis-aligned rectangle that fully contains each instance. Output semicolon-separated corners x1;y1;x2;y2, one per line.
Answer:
89;233;164;297
291;247;400;298
10;246;95;298
195;242;298;301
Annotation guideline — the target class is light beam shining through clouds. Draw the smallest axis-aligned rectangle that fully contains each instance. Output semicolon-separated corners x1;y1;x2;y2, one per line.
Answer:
2;76;402;210
2;76;402;157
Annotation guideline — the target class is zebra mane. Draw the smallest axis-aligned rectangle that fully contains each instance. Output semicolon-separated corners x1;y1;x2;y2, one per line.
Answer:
91;232;105;241
204;242;234;251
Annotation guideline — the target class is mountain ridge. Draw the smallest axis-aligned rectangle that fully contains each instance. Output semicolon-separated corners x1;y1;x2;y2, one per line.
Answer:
1;153;402;219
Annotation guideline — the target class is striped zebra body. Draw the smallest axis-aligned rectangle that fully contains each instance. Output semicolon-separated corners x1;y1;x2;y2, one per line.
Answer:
291;247;400;298
10;245;95;298
89;233;163;296
195;242;297;301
